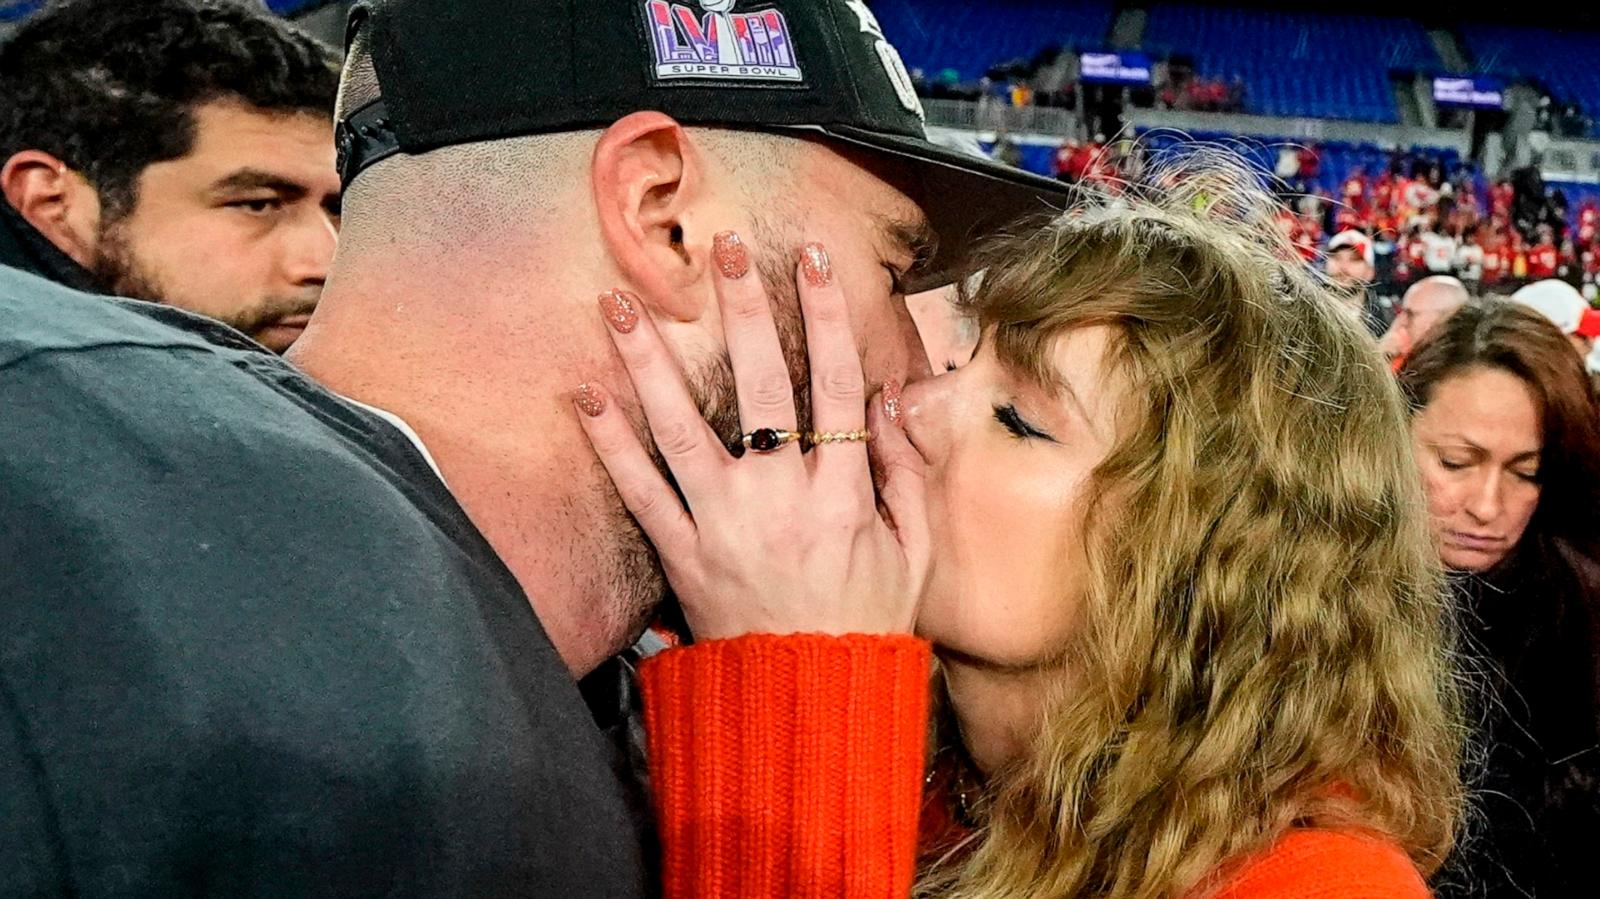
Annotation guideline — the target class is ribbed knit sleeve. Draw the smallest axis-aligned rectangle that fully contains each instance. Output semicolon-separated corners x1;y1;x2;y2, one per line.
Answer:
640;633;932;899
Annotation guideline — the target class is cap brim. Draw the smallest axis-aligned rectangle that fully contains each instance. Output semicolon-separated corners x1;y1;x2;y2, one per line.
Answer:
789;124;1074;293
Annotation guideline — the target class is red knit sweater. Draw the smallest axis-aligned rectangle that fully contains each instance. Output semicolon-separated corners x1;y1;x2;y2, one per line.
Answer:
640;634;1430;899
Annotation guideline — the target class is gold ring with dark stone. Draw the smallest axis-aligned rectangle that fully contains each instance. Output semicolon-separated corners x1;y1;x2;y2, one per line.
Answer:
741;428;800;453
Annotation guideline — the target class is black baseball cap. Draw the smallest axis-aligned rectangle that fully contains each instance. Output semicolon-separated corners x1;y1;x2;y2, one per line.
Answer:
338;0;1070;291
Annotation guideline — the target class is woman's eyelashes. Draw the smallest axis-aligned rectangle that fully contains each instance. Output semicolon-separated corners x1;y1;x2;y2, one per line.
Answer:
994;403;1056;442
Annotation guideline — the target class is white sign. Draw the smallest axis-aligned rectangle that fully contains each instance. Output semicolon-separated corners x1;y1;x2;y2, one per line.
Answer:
1080;52;1152;85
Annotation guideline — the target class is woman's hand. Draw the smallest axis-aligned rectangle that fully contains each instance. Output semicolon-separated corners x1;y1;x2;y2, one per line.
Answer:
573;233;929;641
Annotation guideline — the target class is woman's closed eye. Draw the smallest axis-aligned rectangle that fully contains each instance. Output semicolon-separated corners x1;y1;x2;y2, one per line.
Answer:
994;403;1056;442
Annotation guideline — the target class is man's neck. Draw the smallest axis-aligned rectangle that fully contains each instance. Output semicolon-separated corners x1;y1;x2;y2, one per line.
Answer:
289;273;644;679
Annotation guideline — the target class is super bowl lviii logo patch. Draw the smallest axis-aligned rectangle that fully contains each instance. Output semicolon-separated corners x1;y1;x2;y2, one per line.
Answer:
645;0;804;83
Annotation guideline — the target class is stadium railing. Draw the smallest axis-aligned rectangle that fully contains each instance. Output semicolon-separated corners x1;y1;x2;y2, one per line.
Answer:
923;99;1078;138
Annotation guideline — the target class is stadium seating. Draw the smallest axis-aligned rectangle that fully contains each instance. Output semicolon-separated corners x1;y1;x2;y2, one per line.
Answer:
0;0;44;21
988;132;1477;217
872;0;1115;81
0;0;332;20
1142;5;1439;123
1461;25;1600;138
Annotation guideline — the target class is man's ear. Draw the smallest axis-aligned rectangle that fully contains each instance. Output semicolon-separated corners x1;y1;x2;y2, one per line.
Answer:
0;151;102;268
591;112;712;322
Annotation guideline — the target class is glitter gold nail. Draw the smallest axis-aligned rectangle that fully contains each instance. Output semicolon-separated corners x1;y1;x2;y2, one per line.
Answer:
574;383;606;417
800;242;833;288
713;231;750;280
599;289;640;333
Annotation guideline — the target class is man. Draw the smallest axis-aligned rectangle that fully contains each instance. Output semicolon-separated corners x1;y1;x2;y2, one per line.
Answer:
1325;229;1387;335
1420;225;1458;276
1528;227;1560;282
1455;231;1485;295
1513;278;1600;364
1379;275;1469;371
1341;166;1367;219
1578;198;1598;246
0;0;1068;893
1481;226;1507;291
0;0;340;352
1053;137;1081;182
1326;228;1376;289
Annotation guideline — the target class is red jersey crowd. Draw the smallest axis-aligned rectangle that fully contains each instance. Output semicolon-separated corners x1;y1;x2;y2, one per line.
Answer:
1050;138;1600;301
1052;134;1122;185
1276;151;1600;297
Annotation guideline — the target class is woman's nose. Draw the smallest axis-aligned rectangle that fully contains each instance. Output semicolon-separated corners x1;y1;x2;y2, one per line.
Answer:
898;374;955;465
1463;470;1504;524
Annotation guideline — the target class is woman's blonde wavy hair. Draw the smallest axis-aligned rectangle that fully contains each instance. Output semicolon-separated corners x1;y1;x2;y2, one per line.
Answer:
922;148;1465;899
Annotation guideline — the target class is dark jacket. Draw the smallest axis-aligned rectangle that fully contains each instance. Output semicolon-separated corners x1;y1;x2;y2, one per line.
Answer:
1438;537;1600;898
0;266;648;897
0;194;99;291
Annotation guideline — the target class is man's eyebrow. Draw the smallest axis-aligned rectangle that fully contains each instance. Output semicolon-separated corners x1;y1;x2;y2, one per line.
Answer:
210;169;310;197
877;215;939;275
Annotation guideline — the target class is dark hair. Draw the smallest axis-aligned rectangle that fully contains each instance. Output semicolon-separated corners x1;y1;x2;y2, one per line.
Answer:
1398;299;1600;557
0;0;340;220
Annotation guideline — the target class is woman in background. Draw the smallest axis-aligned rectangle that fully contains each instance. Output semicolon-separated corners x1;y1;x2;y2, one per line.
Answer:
1400;302;1600;898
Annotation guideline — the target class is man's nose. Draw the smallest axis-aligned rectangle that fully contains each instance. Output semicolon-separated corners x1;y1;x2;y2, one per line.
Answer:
285;209;338;287
899;303;935;384
863;298;934;396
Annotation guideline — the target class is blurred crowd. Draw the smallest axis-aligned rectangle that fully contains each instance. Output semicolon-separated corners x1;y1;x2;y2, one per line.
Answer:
1267;147;1600;301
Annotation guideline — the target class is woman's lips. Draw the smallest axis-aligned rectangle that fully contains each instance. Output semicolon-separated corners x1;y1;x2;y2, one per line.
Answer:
1443;529;1505;552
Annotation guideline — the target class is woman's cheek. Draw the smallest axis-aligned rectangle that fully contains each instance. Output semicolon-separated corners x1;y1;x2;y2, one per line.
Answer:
1416;461;1459;519
947;466;1085;667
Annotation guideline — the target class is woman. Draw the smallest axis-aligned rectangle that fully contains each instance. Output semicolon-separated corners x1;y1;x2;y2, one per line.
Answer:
1398;301;1600;898
575;157;1465;897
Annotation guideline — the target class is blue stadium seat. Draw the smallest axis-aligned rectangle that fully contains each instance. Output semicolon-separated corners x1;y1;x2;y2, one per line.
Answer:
872;0;1115;81
1;0;335;21
1143;4;1439;123
1462;25;1600;138
0;0;46;21
1547;181;1600;237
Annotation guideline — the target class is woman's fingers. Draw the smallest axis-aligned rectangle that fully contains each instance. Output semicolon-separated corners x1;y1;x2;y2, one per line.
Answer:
571;382;697;561
711;231;802;460
795;242;871;486
598;289;725;505
867;388;929;569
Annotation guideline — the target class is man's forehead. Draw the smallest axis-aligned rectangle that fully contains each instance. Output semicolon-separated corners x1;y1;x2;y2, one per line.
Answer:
191;100;332;145
174;104;340;194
